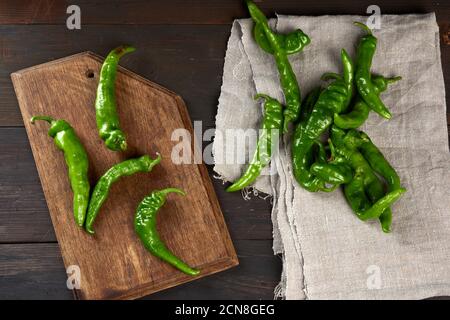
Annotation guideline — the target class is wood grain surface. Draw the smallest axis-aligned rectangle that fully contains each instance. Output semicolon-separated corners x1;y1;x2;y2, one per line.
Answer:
0;0;448;24
11;52;238;299
0;0;448;300
0;240;278;300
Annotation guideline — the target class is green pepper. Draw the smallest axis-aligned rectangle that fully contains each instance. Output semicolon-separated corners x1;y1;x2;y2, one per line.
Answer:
135;188;200;276
246;0;310;133
227;94;283;192
358;132;401;191
294;114;343;192
330;126;406;228
95;45;136;152
365;175;394;232
31;116;90;227
85;154;161;234
354;22;395;119
341;127;405;231
334;75;401;129
345;179;405;221
292;49;354;191
334;98;370;129
291;88;324;188
357;131;404;232
254;24;310;56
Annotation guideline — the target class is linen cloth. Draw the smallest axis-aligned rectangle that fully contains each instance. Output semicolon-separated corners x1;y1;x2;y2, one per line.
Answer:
213;14;450;299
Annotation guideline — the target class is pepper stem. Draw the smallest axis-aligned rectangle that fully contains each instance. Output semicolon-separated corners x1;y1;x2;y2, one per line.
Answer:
353;21;373;35
113;45;136;58
254;93;272;101
386;76;402;84
321;72;342;81
30;115;55;125
158;188;186;197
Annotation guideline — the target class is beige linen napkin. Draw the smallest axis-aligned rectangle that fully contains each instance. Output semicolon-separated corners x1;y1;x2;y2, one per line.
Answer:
213;14;450;299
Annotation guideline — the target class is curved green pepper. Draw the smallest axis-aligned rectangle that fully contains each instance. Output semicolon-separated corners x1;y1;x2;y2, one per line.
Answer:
344;172;405;221
365;175;394;233
95;45;135;152
341;127;405;232
254;24;310;56
357;131;404;231
292;49;354;191
334;75;401;129
135;188;200;276
85;154;161;234
358;132;401;191
246;0;310;133
31;116;90;227
334;98;370;129
227;94;283;192
294;87;343;192
330;126;406;229
354;22;394;119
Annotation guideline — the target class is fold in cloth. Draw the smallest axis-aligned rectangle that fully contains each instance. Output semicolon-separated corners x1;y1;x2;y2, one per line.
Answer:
213;14;450;299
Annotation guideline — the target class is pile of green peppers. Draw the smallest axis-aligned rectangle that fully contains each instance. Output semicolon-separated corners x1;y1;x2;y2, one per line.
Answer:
227;0;406;233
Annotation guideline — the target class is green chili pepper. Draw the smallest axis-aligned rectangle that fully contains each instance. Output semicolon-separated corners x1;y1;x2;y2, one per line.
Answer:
358;132;401;191
246;0;310;133
95;45;136;152
254;24;310;56
340;128;405;232
292;49;354;191
135;188;200;276
334;75;401;129
330;126;406;227
338;129;391;230
354;22;395;120
357;131;404;232
227;94;283;192
344;172;385;221
365;176;394;233
31;116;90;227
292;90;330;191
372;75;402;93
321;52;354;113
334;98;370;129
296;90;344;192
85;154;161;234
345;179;405;221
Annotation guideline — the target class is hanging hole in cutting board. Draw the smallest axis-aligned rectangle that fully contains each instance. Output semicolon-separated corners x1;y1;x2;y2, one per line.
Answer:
86;69;95;78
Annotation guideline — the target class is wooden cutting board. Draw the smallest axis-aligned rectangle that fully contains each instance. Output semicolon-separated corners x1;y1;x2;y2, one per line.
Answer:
11;52;238;300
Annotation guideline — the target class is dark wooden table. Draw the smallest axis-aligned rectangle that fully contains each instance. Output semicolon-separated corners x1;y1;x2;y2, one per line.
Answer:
0;0;448;300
